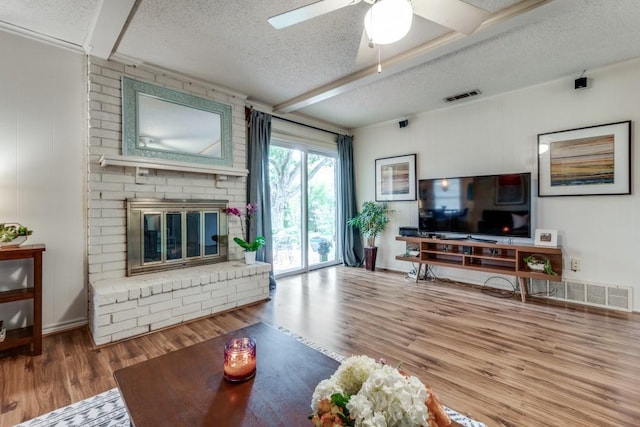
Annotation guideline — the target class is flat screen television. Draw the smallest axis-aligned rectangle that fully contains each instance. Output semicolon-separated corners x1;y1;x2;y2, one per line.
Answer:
418;172;532;239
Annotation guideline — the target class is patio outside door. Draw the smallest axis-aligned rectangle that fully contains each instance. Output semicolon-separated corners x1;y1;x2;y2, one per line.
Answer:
269;144;337;275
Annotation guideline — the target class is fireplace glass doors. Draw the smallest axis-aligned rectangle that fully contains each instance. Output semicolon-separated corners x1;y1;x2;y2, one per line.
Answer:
127;199;228;276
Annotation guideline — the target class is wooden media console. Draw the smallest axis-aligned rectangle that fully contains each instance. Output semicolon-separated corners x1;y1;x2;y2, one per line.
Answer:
396;236;562;302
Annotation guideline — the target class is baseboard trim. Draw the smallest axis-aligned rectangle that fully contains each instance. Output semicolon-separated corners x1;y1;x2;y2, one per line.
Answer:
43;318;88;336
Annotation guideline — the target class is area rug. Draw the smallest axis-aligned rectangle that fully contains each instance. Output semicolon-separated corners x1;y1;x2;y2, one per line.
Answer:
15;388;128;427
16;327;486;427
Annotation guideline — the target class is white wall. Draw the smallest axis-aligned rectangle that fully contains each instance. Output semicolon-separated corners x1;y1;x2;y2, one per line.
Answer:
353;57;640;311
0;32;86;332
0;32;249;335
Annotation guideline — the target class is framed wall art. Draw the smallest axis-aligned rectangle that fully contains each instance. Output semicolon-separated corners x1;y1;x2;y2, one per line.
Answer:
375;154;416;201
537;121;631;196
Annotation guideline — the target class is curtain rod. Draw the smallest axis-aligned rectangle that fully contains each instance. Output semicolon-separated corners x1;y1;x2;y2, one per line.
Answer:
245;106;346;137
272;116;340;137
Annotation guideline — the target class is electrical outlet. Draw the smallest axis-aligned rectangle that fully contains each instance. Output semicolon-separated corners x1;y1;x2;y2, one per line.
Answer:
570;258;580;272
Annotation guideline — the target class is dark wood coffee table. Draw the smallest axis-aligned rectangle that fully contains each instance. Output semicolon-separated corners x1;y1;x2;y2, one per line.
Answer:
114;322;340;426
115;322;466;427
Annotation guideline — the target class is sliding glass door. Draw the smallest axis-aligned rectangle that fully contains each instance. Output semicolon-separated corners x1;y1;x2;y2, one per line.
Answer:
269;144;338;275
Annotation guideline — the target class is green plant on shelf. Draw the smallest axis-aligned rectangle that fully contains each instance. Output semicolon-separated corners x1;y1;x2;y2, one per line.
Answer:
0;223;33;242
523;254;558;276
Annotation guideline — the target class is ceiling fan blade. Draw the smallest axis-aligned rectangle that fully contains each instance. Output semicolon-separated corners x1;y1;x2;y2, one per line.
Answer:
268;0;357;29
412;0;489;34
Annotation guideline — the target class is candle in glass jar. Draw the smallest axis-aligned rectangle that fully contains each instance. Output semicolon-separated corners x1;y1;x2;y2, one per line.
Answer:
223;337;256;382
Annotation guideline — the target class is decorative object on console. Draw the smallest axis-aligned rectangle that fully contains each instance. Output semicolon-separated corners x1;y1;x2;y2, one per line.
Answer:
348;201;391;271
0;320;5;343
0;223;33;248
534;229;558;247
523;254;558;276
375;154;416;202
537;121;631;197
309;355;452;427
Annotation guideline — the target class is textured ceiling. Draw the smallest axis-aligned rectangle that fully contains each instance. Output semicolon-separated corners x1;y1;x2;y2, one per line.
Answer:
1;0;640;130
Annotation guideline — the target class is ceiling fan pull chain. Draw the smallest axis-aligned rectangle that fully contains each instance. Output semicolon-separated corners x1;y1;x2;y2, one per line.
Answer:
377;45;382;73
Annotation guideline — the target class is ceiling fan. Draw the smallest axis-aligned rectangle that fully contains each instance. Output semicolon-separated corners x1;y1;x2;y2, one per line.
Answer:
268;0;490;42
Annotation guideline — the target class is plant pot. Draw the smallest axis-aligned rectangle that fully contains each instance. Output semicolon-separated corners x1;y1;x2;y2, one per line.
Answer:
364;246;378;271
527;262;545;272
244;251;257;265
0;235;27;248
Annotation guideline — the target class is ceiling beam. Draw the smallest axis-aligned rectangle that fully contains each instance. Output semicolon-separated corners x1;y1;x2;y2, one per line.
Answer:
84;0;137;59
274;0;558;114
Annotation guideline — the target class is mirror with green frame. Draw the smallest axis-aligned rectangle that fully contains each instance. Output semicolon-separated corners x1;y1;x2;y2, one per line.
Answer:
121;77;233;166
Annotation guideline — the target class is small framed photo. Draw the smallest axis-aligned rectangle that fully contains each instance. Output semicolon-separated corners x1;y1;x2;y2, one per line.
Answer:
534;229;558;247
375;154;416;201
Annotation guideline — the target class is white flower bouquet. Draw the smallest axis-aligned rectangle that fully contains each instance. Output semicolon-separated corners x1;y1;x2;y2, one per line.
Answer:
310;355;451;427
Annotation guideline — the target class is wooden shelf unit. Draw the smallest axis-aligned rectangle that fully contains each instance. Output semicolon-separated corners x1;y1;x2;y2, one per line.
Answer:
396;236;562;302
0;244;45;355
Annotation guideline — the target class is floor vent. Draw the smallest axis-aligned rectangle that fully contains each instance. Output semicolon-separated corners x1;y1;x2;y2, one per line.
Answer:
444;89;482;103
528;279;632;312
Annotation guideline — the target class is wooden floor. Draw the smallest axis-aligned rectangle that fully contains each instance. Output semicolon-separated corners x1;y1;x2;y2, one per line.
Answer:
1;266;639;426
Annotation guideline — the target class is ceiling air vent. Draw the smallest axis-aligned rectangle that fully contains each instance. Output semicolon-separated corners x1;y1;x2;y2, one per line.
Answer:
444;89;482;103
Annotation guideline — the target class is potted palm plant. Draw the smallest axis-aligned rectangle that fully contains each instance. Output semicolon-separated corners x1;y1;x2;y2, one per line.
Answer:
347;201;390;271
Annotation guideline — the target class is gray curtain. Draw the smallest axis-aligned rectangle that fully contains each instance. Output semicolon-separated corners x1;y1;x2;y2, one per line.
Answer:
337;134;363;266
247;110;276;289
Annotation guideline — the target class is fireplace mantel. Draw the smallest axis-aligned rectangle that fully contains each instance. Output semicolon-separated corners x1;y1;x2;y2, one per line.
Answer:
99;154;249;178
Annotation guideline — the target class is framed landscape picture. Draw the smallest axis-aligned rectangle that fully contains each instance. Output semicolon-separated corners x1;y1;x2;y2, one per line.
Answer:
375;154;416;201
537;121;631;196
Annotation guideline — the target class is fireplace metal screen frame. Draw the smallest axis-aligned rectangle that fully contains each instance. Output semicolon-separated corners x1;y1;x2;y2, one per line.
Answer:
127;199;229;276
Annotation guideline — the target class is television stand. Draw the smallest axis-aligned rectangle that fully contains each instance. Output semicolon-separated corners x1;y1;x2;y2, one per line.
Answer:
395;236;562;302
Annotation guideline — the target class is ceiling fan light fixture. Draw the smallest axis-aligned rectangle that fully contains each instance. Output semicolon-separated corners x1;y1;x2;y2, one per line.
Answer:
364;0;413;45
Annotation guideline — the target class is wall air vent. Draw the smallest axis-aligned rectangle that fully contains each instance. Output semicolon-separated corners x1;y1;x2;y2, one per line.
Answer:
444;89;482;103
528;279;632;312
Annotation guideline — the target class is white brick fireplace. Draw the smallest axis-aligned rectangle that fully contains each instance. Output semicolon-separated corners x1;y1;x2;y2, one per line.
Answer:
87;58;269;345
90;261;270;345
